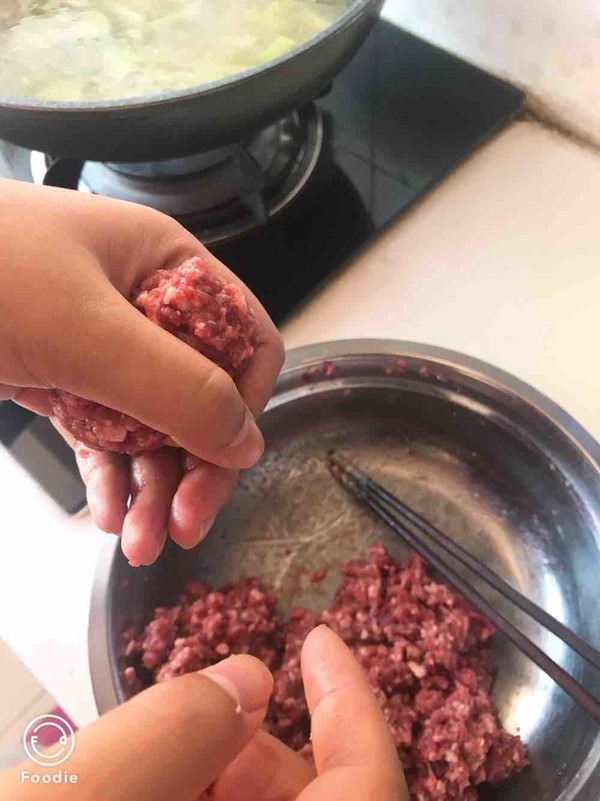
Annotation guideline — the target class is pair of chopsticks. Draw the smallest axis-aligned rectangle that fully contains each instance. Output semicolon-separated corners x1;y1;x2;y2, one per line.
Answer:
327;451;600;726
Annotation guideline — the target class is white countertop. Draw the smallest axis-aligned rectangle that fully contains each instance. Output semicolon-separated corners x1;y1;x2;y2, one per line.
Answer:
2;119;600;726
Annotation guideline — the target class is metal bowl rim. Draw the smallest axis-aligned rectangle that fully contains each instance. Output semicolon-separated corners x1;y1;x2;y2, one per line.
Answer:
280;339;600;470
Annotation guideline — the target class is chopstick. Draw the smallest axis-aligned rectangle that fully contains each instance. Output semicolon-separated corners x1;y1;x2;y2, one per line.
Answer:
330;452;600;672
327;451;600;726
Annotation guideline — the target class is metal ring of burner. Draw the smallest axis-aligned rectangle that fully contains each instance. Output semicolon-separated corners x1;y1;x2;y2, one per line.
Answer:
30;105;323;245
184;104;324;244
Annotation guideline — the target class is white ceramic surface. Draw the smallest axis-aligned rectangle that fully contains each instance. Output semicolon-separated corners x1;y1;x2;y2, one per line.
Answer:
383;0;600;145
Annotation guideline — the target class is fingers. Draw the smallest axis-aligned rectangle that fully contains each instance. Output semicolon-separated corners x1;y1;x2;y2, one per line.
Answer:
128;228;284;419
121;449;182;565
214;729;315;801
169;460;238;549
102;449;236;564
0;183;282;464
2;655;273;801
298;626;408;801
5;387;52;416
59;411;237;563
78;449;130;535
0;384;17;401
87;448;236;564
235;339;285;418
50;283;265;470
53;417;130;534
191;242;284;417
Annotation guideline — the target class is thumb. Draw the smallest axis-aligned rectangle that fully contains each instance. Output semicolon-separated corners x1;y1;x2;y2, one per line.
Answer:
299;626;407;801
2;655;273;801
51;285;264;469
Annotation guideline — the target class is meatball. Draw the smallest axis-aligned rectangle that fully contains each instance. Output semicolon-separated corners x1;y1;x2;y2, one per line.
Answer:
134;258;256;377
49;390;165;455
49;258;257;456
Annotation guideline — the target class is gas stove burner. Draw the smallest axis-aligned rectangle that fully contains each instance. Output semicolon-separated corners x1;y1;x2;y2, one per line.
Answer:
31;105;323;244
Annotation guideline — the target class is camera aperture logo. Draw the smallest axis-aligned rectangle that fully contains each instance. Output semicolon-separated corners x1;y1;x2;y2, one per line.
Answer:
21;714;79;785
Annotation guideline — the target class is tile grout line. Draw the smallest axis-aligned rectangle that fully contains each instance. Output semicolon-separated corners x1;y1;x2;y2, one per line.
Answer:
0;688;50;739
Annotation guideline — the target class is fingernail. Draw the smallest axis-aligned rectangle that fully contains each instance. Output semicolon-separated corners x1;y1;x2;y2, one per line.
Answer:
201;655;273;714
184;453;203;471
198;514;216;543
178;515;217;551
131;549;159;568
222;408;264;469
152;541;164;563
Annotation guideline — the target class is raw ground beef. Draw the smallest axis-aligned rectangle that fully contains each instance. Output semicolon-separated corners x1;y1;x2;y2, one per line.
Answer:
124;545;528;800
134;258;256;377
49;257;257;456
49;390;165;455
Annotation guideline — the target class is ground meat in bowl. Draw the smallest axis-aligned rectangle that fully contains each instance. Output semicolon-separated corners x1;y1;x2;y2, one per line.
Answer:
49;257;257;456
124;545;528;800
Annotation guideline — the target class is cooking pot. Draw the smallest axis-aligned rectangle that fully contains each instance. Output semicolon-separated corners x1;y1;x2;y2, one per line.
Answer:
0;0;383;162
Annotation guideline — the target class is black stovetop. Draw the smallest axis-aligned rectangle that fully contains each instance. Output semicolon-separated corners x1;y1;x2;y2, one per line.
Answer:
215;20;523;323
0;20;524;513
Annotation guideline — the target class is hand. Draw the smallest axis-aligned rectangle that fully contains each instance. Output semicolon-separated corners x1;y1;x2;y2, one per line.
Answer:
0;627;408;801
0;180;283;564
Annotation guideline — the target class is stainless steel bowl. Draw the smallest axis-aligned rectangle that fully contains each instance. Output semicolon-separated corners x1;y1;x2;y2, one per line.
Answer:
89;340;600;800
